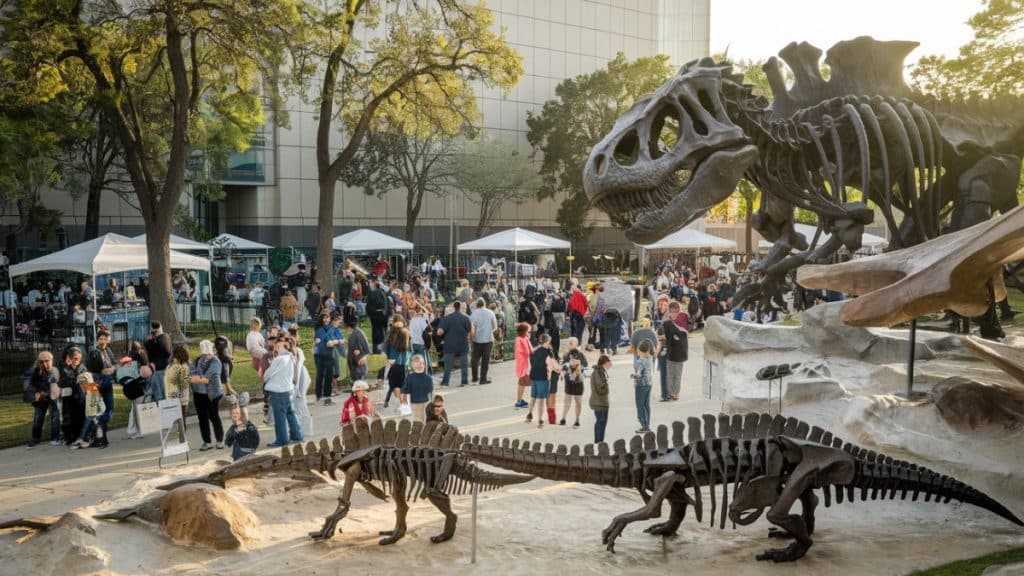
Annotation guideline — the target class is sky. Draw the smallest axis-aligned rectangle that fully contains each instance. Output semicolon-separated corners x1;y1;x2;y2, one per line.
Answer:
709;0;983;65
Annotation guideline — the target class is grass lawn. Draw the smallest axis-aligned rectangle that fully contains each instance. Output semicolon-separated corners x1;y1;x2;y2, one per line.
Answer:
0;323;336;449
908;546;1024;576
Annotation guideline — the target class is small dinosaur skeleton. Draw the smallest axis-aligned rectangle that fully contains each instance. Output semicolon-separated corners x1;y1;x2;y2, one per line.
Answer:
460;413;1023;562
154;418;533;546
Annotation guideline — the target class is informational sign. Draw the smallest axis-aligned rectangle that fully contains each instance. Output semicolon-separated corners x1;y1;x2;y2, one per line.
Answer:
138;402;162;434
157;398;188;466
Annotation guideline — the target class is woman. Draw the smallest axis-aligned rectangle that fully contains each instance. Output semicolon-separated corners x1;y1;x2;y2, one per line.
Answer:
287;328;314;436
425;393;448;424
246;317;269;378
190;339;225;451
560;345;587;428
215;335;237;399
513;322;532;409
27;351;60;448
264;338;303;448
341;380;378;425
323;291;337;315
164;344;191;442
589;355;612;443
383;319;412;410
313;313;342;405
123;342;154;440
526;333;553;428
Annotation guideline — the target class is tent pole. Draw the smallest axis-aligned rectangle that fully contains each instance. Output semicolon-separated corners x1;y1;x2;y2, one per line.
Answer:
123;271;129;342
92;276;98;344
209;270;218;338
7;268;15;341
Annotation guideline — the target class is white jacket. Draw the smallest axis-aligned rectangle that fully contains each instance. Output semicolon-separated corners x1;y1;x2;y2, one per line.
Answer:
263;351;295;393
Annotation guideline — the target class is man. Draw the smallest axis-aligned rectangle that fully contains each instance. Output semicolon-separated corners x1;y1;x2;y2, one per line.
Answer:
344;314;371;383
437;301;473;387
567;284;588;342
85;330;116;448
469;298;497;384
661;301;689;401
365;279;390;353
263;338;303;448
305;283;322;321
144;321;173;401
137;277;150;304
336;271;353;308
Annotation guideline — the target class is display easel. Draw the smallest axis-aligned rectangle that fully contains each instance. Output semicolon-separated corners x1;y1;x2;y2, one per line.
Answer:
140;398;190;467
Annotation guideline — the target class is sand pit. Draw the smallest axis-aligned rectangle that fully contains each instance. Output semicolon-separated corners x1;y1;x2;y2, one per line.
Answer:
2;331;1021;575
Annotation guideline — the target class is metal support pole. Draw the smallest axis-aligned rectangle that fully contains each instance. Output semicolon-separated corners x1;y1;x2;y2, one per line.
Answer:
470;480;478;564
906;318;917;397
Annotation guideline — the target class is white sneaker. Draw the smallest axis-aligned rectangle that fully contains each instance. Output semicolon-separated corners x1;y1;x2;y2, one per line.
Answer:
48;440;61;446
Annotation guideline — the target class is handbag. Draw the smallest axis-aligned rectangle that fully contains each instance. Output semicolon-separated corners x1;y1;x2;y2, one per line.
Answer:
23;378;38;404
518;375;531;387
399;403;413;418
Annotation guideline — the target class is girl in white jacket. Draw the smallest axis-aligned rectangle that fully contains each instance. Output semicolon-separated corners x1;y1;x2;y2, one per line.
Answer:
286;329;313;435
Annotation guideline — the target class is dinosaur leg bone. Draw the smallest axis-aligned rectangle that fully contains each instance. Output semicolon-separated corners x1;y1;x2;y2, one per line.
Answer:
756;473;815;562
424;488;458;543
378;472;409;545
643;487;692;537
309;462;362;540
767;489;819;538
602;471;682;553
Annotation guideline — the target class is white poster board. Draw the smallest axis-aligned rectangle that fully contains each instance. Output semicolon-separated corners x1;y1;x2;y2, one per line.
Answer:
138;402;161;434
157;398;189;464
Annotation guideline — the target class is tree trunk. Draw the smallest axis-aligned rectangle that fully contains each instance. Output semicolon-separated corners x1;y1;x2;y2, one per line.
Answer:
405;183;424;242
84;176;102;241
143;217;181;341
315;176;336;293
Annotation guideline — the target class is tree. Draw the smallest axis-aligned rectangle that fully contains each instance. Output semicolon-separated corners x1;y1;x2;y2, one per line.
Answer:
526;53;675;244
0;103;64;257
912;0;1023;99
340;128;460;241
1;0;301;339
301;1;522;291
449;138;541;237
912;0;1024;200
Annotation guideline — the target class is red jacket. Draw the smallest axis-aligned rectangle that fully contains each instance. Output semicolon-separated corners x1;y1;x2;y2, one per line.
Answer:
568;291;589;316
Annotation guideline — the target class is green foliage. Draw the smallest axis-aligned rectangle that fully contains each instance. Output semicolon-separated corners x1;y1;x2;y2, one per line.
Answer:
0;102;64;244
449;138;541;236
526;53;674;242
908;546;1024;576
912;0;1023;98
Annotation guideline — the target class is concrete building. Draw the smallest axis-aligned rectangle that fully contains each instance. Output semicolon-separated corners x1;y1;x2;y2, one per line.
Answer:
21;0;710;260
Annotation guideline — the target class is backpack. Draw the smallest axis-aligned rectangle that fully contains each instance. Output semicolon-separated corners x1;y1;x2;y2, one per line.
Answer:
601;307;622;329
517;300;538;325
550;296;567;314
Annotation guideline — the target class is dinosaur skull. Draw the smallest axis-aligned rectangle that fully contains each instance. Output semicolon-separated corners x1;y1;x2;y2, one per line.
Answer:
583;59;758;244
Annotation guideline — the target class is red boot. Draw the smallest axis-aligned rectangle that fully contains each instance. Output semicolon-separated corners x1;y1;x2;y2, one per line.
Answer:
547;406;557;425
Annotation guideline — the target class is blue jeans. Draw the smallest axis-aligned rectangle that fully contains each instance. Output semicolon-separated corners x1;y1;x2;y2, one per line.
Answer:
98;375;114;426
314;355;335;399
31;400;61;442
658;356;669;400
148;370;166;402
268;390;303;446
412;344;432;376
570;312;584;342
442;351;468;386
634;384;651;429
593;409;608;443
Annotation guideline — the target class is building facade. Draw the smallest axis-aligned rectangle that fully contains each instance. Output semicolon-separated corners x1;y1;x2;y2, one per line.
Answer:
22;0;710;259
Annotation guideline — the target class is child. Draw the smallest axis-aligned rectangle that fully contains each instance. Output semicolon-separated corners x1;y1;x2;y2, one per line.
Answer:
589;355;612;443
545;350;561;425
71;372;106;449
526;334;553;427
225;401;260;461
633;340;654;433
425;394;449;424
401;355;433;422
560;356;585;427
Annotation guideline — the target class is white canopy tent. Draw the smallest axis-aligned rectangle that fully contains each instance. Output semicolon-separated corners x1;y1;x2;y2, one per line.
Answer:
639;228;737;251
210;233;273;251
758;223;888;252
133;233;209;251
332;229;414;253
456;227;572;285
9;233;211;340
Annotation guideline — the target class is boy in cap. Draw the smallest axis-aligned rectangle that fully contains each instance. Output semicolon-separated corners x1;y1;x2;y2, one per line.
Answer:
71;372;106;449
